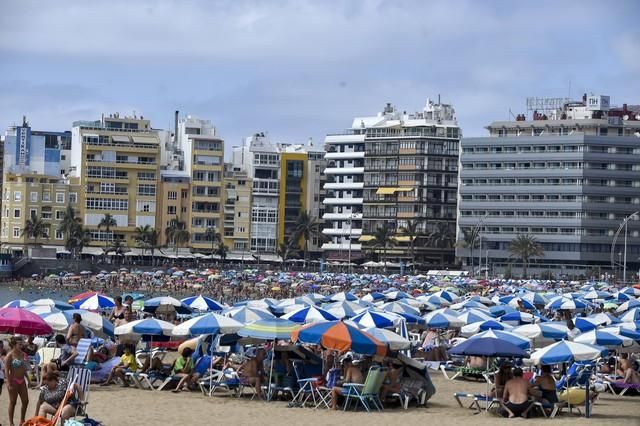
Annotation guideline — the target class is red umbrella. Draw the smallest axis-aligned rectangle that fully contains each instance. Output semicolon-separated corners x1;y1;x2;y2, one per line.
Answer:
0;307;53;335
68;291;102;304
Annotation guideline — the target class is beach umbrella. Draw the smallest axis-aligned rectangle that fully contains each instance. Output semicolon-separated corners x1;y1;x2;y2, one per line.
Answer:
237;318;299;340
612;292;632;302
180;295;225;312
600;326;640;343
383;291;414;301
450;299;488;310
573;330;634;348
281;305;338;324
41;309;114;337
468;329;530;350
620;287;640;297
520;292;549;306
416;294;450;307
143;296;192;315
223;306;274;323
582;290;612;300
512;323;568;342
620;307;640;323
68;291;101;304
31;299;74;311
506;298;536;311
456;309;493;325
573;317;602;332
423;311;464;329
350;310;402;329
467;295;494;306
500;311;536;326
545;297;587;311
26;305;60;315
461;320;513;336
430;290;460;303
380;301;421;316
0;307;53;335
616;299;640;313
292;321;387;356
114;318;175;337
303;293;327;304
328;291;358;302
323;301;365;319
488;304;517;317
450;335;529;357
74;294;115;310
361;292;386;303
2;300;32;308
530;341;607;365
172;313;243;337
363;327;411;351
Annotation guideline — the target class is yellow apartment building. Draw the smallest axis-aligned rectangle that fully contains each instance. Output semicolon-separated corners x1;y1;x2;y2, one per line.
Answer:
222;165;252;253
157;170;191;247
278;151;307;248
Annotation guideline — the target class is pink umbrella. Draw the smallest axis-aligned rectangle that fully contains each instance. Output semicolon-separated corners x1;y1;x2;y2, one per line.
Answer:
0;307;53;335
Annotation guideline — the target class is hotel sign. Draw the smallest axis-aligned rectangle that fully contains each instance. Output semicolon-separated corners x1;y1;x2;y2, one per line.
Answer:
16;126;31;166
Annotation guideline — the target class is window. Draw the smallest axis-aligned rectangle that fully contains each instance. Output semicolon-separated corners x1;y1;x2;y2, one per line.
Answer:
13;227;20;238
168;191;177;200
55;230;63;240
137;184;156;196
181;189;188;199
167;206;177;215
13;209;21;219
137;172;156;181
29;209;37;219
30;192;38;202
13;191;21;202
43;192;51;202
56;193;64;204
85;198;128;211
55;210;64;220
69;193;77;204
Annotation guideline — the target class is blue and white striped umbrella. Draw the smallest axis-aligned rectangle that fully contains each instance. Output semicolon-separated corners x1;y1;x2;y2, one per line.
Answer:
545;297;588;311
350;310;402;329
180;295;225;312
467;295;494;306
500;311;536;326
512;323;568;341
31;299;74;311
361;292;386;303
143;296;192;314
620;307;640;323
574;317;601;332
115;318;175;337
612;292;632;302
430;290;460;303
506;298;536;311
574;329;633;348
620;287;640;297
416;294;450;307
530;341;607;365
616;299;640;313
281;305;338;324
461;320;513;336
383;291;414;301
26;305;60;315
2;300;32;308
520;292;549;306
172;313;243;336
456;309;493;325
223;306;274;323
323;301;365;319
380;301;421;316
488;304;517;317
395;312;427;326
600;326;640;343
74;294;115;310
328;291;358;302
423;311;464;329
582;290;612;301
41;309;114;337
468;329;530;350
451;299;489;310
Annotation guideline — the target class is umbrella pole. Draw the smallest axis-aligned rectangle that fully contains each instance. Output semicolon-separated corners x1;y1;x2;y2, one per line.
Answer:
267;339;276;402
209;334;214;397
486;357;490;412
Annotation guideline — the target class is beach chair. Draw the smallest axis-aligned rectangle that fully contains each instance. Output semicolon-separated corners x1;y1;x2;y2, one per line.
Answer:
199;367;242;397
606;381;640;396
441;364;490;382
68;366;92;417
453;392;499;413
343;366;388;412
289;360;321;407
24;377;77;426
315;368;341;409
72;338;93;366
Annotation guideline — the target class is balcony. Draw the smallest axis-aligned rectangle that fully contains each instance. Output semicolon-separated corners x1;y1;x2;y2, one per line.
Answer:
323;167;364;175
323;197;363;205
322;228;362;236
325;151;366;160
323;182;364;190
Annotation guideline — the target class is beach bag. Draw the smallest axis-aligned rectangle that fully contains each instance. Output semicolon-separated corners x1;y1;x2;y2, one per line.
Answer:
64;420;84;426
23;417;53;426
559;387;586;405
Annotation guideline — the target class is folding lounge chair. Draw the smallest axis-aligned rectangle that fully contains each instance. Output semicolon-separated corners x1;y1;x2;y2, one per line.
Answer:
315;368;341;409
343;366;388;412
441;364;489;382
453;392;499;414
606;382;640;397
68;366;92;418
72;338;93;367
289;360;321;407
156;356;208;392
199;367;242;396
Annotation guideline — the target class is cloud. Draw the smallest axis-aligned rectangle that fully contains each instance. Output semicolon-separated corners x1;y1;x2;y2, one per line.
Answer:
0;0;638;148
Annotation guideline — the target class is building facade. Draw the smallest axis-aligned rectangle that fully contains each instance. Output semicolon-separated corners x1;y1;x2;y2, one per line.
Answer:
278;150;307;248
157;170;191;247
222;164;252;254
71;114;161;247
456;95;640;278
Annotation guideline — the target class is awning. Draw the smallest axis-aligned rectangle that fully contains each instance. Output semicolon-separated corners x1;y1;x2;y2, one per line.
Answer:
132;135;157;144
111;135;130;143
359;235;375;242
376;187;397;195
393;235;414;242
396;187;413;192
81;247;104;256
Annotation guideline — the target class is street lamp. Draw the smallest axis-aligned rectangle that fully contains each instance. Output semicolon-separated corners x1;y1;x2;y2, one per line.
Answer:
610;211;639;284
471;212;489;277
347;213;357;274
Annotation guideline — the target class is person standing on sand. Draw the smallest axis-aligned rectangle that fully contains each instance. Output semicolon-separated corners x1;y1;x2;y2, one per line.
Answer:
66;313;86;348
5;336;29;426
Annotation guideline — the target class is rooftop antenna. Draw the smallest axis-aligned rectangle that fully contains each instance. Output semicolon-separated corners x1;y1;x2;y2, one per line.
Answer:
508;108;517;120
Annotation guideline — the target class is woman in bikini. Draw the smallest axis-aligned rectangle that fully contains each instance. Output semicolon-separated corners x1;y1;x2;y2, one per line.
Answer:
109;296;128;327
5;336;29;426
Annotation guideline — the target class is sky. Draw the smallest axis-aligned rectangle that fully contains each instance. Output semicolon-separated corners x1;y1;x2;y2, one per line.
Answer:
0;0;639;154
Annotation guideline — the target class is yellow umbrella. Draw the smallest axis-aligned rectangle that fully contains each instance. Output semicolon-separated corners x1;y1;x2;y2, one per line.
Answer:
271;286;281;291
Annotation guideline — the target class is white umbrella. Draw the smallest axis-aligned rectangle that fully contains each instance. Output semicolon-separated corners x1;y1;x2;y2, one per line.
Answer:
363;327;411;351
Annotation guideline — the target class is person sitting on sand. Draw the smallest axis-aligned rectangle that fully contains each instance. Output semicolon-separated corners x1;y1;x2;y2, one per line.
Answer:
616;353;632;377
380;359;403;402
502;368;533;418
101;345;137;387
238;347;266;399
171;348;197;393
331;354;364;410
35;371;83;423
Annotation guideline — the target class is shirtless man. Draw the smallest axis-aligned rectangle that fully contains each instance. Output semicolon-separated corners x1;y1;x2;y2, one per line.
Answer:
238;348;265;398
331;355;364;410
502;368;532;418
616;353;632;377
380;360;403;402
66;314;86;348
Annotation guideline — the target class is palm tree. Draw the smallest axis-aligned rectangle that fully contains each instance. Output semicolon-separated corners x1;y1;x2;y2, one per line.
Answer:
400;219;421;273
134;225;152;252
204;227;221;255
427;222;456;249
456;227;480;274
98;213;117;236
22;214;48;246
109;237;128;265
372;223;395;270
216;242;228;266
165;217;190;255
508;234;545;279
293;211;322;267
57;205;81;247
276;241;297;267
66;223;91;259
147;228;161;266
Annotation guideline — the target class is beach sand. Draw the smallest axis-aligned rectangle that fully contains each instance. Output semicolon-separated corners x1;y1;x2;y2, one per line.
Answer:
1;373;638;426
